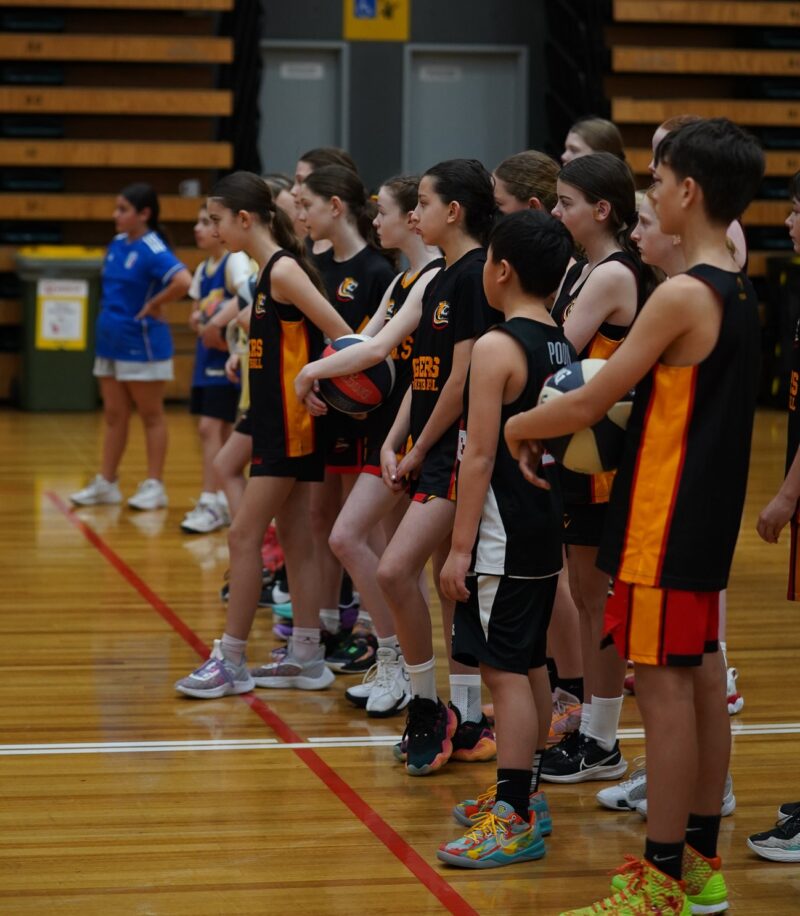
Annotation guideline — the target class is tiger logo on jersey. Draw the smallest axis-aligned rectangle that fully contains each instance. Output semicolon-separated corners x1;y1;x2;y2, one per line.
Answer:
385;298;396;319
432;300;450;329
254;292;266;317
337;277;359;302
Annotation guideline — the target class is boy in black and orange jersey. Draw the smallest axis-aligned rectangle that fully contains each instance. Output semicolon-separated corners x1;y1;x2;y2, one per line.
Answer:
505;119;764;914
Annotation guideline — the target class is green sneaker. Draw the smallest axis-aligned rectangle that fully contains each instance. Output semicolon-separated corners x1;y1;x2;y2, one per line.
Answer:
561;857;690;915
611;847;728;913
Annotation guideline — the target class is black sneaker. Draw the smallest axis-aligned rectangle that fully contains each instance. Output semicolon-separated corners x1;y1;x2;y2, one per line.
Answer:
221;567;275;604
542;727;582;767
449;704;497;762
322;627;354;667
335;633;378;673
540;734;627;784
403;696;458;776
779;801;800;819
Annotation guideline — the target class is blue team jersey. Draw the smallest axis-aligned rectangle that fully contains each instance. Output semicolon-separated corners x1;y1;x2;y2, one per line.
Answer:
191;253;239;389
95;231;185;362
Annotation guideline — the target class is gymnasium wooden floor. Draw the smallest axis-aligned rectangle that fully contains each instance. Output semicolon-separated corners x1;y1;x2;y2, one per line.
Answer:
1;405;799;915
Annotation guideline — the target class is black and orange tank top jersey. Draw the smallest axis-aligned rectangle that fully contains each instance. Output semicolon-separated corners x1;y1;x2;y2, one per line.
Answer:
551;250;645;505
248;250;324;458
364;257;445;448
598;265;760;592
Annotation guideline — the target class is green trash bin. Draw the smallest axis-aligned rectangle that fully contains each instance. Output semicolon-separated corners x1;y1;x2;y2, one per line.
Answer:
15;245;105;411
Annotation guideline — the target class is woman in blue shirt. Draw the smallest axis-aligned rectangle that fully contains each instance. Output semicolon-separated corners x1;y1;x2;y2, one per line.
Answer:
70;183;192;510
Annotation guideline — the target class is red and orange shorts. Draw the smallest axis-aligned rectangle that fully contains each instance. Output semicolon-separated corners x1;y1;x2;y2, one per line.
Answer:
603;580;720;667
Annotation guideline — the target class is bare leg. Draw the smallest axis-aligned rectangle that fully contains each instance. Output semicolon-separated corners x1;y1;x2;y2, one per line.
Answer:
127;380;168;480
275;483;321;631
547;551;583;680
529;665;553;753
224;475;294;640
212;430;250;517
483;665;536;768
99;377;131;481
691;651;730;815
310;473;344;609
329;472;405;638
431;536;475;676
197;415;231;492
376;498;456;666
635;664;697;842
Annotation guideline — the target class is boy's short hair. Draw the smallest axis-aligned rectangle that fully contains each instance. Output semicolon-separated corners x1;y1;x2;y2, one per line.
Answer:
654;117;764;226
488;210;573;298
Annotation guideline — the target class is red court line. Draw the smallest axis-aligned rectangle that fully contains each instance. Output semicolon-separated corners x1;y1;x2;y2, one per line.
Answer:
48;492;479;916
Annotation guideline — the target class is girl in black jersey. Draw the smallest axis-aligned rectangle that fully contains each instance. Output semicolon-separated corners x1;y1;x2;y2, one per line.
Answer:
175;171;351;699
376;159;501;776
542;152;649;782
296;175;442;714
296;165;396;643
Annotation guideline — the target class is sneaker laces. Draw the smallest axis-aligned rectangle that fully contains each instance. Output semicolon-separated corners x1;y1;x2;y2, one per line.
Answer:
373;652;398;690
615;755;647;791
462;810;513;845
405;698;441;740
776;807;800;833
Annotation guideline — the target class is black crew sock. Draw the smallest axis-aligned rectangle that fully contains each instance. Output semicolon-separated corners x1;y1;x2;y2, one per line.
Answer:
339;572;353;607
686;812;722;860
546;657;558;693
496;768;532;821
530;748;545;794
644;838;684;882
556;676;584;703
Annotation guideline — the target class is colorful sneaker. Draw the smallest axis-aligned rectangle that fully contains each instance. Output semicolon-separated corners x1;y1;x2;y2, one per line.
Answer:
174;639;255;699
623;673;636;695
436;800;545;869
70;474;122;506
541;734;627;784
127;478;168;511
450;705;497;762
327;631;378;673
272;619;293;640
272;601;293;619
454;785;552;836
726;667;743;716
392;733;408;763
402;696;457;776
612;849;728;914
344;660;379;709
365;648;411;718
180;496;226;534
561;857;690;915
596;756;648;811
635;772;735;819
250;643;335;690
548;687;582;744
747;807;800;862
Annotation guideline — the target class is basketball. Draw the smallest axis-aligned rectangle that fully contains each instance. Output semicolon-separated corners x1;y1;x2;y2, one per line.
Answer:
317;334;395;415
537;358;633;474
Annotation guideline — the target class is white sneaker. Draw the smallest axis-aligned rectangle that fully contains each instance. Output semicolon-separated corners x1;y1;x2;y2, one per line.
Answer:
344;662;378;709
181;497;225;534
70;474;122;506
128;478;168;511
727;667;744;715
365;648;411;718
634;771;736;818
216;491;231;526
596;756;648;811
174;639;255;699
250;642;334;690
271;581;291;605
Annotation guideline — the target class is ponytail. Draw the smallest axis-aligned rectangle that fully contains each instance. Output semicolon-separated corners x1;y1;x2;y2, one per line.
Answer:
209;170;326;297
424;158;497;247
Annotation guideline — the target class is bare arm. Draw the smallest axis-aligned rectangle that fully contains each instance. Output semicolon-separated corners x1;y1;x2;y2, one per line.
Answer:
562;262;638;354
135;267;192;320
271;257;351;342
380;386;412;493
440;333;513;601
395;337;475;481
201;295;241;351
758;445;800;543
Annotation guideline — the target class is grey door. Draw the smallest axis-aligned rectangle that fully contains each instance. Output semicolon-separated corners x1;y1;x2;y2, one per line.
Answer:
403;47;528;174
259;43;348;176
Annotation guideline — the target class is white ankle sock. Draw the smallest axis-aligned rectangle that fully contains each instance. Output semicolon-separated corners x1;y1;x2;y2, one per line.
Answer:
585;695;623;751
291;627;320;663
405;657;437;701
220;632;247;666
377;635;401;652
199;490;216;504
449;673;482;722
579;702;592;735
319;608;340;633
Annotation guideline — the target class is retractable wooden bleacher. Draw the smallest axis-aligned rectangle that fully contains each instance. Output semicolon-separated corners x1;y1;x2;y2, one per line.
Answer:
608;0;800;281
0;0;234;401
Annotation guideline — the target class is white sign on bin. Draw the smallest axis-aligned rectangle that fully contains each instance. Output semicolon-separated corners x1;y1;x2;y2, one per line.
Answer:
35;278;88;351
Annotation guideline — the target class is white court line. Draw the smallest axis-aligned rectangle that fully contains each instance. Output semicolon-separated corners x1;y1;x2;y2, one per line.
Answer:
0;722;798;756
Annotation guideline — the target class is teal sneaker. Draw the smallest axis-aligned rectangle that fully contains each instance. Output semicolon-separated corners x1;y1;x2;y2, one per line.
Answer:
437;800;546;869
453;785;552;836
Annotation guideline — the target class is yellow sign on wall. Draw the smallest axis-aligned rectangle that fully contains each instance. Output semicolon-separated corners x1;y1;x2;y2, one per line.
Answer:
35;278;88;351
343;0;410;42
